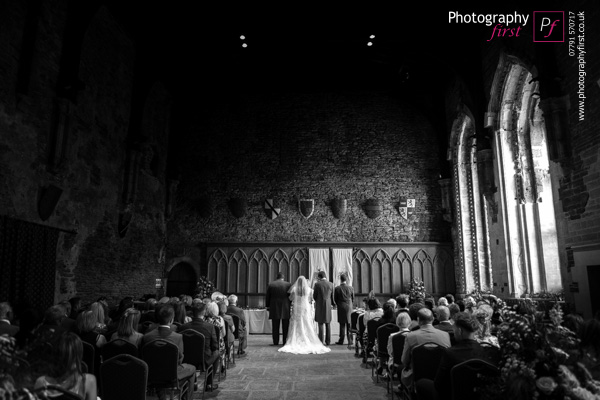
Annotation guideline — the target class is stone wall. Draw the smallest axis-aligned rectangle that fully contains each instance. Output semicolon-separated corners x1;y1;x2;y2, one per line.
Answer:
168;91;450;254
0;2;170;306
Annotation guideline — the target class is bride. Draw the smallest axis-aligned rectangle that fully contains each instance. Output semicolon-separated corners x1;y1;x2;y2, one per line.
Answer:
279;275;331;354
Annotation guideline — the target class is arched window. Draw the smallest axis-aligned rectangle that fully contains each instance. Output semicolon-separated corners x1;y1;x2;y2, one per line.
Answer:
486;56;561;296
450;113;492;295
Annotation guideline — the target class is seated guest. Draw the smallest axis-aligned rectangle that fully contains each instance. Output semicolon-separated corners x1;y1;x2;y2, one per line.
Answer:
387;312;412;370
437;297;449;307
205;302;226;362
448;303;460;323
227;294;247;354
218;302;235;350
400;308;451;391
76;310;106;374
174;302;191;325
109;296;134;324
562;313;584;336
407;302;425;331
179;303;220;391
89;302;107;333
140;298;158;324
395;295;410;318
445;294;455;305
34;332;97;400
142;303;196;399
33;305;67;346
415;312;494;400
110;307;143;347
433;306;453;332
0;302;19;337
58;301;76;333
68;297;82;320
363;298;383;325
473;306;499;348
146;303;178;333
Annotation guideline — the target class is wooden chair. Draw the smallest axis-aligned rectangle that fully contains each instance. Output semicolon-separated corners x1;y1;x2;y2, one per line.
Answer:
34;385;84;400
102;338;138;361
100;354;148;400
349;311;360;350
227;313;244;356
401;342;446;399
81;341;95;375
364;317;381;367
356;313;365;358
373;323;399;383
180;329;214;400
141;339;191;400
450;359;500;400
389;332;407;397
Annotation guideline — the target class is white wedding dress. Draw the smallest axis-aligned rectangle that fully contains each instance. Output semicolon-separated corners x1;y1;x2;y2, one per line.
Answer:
279;279;331;355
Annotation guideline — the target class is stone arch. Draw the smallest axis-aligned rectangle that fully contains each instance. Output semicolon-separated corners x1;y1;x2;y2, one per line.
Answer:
165;260;197;297
487;54;562;296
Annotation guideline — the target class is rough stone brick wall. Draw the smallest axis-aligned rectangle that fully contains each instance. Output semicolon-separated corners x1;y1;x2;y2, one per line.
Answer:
0;4;169;307
168;92;450;253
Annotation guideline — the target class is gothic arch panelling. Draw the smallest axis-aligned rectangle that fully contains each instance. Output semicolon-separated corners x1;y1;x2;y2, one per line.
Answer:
228;249;248;294
204;243;453;306
290;248;308;284
371;249;393;294
248;249;269;293
269;248;289;283
353;249;371;294
392;249;412;293
207;249;227;293
413;249;434;293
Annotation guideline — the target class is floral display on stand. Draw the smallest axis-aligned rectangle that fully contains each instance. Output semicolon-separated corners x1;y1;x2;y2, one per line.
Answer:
480;302;600;399
195;275;217;299
407;278;427;303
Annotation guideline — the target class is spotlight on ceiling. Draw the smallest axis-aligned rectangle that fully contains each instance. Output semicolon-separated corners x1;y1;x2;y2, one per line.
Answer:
367;42;373;46
240;35;245;40
370;34;375;39
242;43;248;48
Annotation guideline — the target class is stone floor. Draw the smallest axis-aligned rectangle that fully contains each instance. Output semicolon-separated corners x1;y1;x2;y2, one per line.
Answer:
192;334;394;400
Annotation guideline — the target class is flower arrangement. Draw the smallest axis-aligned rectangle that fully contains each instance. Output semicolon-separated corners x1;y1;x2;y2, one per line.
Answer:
195;276;217;299
408;279;427;303
482;301;600;399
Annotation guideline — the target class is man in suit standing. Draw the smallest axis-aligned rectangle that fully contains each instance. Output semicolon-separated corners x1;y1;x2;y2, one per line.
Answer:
142;304;197;398
226;294;247;354
266;272;292;346
0;302;19;337
400;307;451;391
178;303;220;391
313;270;335;346
333;274;354;345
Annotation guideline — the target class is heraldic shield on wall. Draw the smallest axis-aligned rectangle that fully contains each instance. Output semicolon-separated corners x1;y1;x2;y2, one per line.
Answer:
264;198;280;219
299;199;314;219
331;197;347;219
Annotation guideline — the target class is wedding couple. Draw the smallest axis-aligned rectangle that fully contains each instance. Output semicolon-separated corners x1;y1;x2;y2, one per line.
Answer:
266;271;337;354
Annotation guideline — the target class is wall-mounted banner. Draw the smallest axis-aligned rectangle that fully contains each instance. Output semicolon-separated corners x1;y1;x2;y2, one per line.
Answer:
264;198;281;219
299;199;315;219
399;197;416;219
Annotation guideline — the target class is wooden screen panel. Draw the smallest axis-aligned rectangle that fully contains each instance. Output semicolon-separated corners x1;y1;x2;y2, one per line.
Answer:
249;249;269;293
207;249;227;294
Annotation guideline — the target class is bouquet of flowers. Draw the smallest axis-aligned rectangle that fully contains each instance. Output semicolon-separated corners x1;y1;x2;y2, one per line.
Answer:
408;279;427;303
195;276;217;299
486;302;600;399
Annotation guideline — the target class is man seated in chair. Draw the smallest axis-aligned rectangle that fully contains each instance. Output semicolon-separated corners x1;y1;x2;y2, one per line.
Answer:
415;312;494;400
226;294;247;354
142;303;196;400
179;303;220;391
398;307;451;393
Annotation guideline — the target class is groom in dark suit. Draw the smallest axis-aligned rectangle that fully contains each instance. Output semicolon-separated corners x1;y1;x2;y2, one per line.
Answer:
313;271;335;345
266;272;292;345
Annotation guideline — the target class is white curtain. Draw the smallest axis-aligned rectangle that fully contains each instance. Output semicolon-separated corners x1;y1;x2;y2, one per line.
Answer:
309;248;329;287
332;248;353;287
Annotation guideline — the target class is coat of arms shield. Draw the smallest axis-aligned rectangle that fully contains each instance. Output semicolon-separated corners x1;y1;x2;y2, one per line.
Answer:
299;199;315;219
331;198;347;219
264;198;281;219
